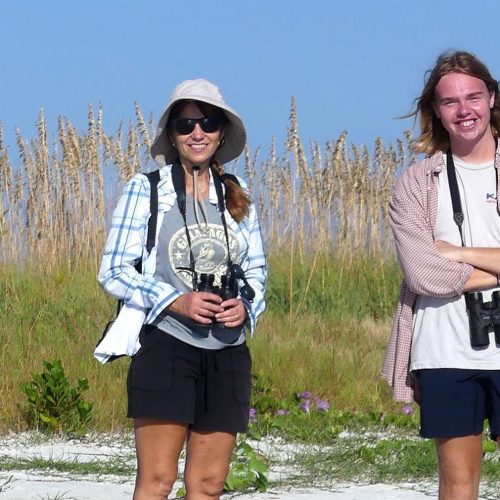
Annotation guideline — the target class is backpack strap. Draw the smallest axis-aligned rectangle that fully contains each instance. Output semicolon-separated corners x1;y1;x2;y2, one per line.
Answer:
133;169;160;273
220;172;240;187
213;171;241;213
99;169;160;356
144;169;160;255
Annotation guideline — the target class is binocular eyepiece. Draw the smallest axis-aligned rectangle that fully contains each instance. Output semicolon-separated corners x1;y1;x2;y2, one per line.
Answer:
465;291;500;348
197;273;238;300
195;264;255;302
194;266;255;328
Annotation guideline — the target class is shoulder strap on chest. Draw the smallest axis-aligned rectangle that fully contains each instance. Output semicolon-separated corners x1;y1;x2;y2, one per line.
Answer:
143;169;160;255
220;172;240;186
113;169;160;320
171;163;186;214
213;171;241;213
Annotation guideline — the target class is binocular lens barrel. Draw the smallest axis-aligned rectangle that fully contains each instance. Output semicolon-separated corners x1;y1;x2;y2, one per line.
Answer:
197;273;215;293
465;291;500;348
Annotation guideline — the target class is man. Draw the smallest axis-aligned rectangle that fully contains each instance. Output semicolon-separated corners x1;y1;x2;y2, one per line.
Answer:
383;51;500;499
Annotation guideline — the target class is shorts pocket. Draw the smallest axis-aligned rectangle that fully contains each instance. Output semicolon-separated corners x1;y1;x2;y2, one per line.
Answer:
230;343;252;404
128;332;176;392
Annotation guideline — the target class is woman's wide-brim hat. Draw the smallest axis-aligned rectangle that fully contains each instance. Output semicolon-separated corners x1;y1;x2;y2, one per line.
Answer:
150;79;247;166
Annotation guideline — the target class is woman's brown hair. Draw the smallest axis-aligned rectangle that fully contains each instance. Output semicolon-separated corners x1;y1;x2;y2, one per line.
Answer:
167;100;251;223
408;50;500;155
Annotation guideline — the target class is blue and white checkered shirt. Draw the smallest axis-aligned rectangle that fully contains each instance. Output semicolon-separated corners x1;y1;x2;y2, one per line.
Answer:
98;165;267;345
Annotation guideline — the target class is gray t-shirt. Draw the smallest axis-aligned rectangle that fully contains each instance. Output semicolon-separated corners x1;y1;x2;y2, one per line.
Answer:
153;195;246;349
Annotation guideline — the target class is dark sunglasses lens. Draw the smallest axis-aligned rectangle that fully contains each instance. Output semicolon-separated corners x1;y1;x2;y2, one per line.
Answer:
200;117;220;133
174;119;195;135
173;117;220;135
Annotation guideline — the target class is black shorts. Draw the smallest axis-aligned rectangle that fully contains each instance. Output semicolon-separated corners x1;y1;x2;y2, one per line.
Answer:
127;326;252;433
415;368;500;440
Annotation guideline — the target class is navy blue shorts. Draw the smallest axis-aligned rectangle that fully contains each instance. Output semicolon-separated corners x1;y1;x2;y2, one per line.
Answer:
127;327;252;433
415;369;500;440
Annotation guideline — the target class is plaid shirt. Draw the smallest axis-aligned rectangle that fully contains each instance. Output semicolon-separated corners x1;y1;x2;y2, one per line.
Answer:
98;165;267;345
382;145;500;402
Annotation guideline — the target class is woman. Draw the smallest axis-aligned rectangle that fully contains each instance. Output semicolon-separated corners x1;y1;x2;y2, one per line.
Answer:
383;51;500;499
98;79;267;499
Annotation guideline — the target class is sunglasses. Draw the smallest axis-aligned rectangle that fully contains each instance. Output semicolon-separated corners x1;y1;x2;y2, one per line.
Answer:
171;116;221;135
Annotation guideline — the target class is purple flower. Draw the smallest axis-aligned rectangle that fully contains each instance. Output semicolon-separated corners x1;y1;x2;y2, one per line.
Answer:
401;404;413;415
315;398;330;412
299;399;312;413
275;409;289;416
298;391;313;400
249;408;257;423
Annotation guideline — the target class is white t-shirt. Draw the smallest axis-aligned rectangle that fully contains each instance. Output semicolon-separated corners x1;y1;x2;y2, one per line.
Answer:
410;154;500;371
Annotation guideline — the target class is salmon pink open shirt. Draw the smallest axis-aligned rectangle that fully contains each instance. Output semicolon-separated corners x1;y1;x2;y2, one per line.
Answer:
382;145;500;402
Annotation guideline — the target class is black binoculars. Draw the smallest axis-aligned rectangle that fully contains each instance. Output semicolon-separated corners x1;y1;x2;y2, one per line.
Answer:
194;265;255;328
465;291;500;348
196;273;238;300
195;263;255;303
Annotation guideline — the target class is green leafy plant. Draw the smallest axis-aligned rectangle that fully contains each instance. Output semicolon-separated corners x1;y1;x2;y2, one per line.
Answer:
21;359;92;435
248;386;420;445
175;439;268;498
225;440;268;493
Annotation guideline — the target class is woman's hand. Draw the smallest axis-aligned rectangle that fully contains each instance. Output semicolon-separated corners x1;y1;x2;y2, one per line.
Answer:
167;292;223;324
215;298;247;328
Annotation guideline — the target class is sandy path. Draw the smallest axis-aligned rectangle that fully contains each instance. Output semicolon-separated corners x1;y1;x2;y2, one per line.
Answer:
0;432;439;499
0;472;436;500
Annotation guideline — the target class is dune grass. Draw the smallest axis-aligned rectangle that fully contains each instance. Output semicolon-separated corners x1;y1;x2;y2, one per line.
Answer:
0;101;411;432
0;253;402;432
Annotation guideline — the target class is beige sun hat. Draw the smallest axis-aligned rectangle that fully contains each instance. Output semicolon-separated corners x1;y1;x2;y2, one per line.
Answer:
150;79;247;166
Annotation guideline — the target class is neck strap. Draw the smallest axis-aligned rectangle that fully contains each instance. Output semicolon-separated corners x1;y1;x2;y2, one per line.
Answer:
446;150;499;247
446;151;466;247
172;163;233;285
211;167;233;267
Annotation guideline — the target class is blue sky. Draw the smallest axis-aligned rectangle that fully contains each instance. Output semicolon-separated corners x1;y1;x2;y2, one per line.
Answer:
2;0;500;161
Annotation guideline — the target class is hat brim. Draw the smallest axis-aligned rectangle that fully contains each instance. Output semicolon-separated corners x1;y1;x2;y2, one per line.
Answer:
150;94;246;166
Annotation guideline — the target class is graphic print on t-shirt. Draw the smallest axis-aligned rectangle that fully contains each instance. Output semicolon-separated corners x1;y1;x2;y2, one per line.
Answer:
169;223;240;288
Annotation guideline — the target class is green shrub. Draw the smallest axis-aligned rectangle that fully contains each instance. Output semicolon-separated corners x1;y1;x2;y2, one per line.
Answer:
224;440;269;493
248;381;420;444
21;359;93;435
175;440;268;497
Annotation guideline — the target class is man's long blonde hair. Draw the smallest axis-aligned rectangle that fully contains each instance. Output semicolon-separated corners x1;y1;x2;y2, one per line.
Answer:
408;50;500;155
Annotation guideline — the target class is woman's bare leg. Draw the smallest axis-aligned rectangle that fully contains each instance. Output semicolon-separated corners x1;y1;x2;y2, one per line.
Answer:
183;430;236;499
133;419;188;499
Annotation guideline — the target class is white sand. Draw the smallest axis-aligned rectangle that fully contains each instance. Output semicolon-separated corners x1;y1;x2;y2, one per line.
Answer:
0;473;436;500
0;432;438;499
